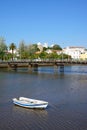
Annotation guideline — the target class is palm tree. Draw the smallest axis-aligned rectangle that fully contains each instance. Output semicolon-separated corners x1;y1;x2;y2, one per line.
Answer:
9;43;16;60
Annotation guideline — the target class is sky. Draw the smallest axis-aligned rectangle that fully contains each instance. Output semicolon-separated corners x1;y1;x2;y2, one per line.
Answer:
0;0;87;48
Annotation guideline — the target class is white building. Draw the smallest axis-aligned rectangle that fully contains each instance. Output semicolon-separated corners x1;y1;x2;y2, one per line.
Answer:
37;42;43;52
63;46;85;59
8;49;17;54
43;42;48;48
45;49;53;54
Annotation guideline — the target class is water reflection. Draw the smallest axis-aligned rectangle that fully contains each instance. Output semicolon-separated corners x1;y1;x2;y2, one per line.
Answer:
1;65;87;75
13;105;48;115
12;105;48;125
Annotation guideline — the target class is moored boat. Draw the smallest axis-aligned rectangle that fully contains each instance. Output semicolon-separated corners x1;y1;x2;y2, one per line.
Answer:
13;97;48;109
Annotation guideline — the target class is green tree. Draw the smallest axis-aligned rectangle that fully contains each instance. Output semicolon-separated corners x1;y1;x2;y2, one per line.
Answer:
43;47;48;51
28;44;40;55
9;43;16;60
47;52;59;59
39;52;47;59
52;44;62;50
0;37;7;60
19;40;26;59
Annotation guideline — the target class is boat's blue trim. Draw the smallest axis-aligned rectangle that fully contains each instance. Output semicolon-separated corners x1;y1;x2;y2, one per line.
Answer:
13;101;47;107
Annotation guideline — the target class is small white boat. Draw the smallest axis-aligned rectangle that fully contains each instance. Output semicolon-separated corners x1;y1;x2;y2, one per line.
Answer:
13;97;48;109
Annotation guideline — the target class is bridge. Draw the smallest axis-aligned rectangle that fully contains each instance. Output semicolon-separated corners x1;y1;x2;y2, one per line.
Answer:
0;60;87;70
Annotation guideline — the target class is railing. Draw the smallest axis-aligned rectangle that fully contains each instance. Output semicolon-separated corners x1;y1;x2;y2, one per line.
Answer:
0;59;87;64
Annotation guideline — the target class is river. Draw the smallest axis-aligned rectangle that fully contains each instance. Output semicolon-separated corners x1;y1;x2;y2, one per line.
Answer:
0;65;87;130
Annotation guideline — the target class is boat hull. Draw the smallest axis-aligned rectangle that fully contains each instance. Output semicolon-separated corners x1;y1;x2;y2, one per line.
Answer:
13;97;48;109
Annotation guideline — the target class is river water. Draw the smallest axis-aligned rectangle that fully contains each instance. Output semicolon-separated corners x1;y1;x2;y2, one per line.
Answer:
0;65;87;130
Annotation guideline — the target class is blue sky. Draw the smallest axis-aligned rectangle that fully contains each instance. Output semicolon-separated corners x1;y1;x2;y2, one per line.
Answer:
0;0;87;48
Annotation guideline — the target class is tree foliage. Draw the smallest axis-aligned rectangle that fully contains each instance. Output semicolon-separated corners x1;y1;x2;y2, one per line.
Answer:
0;37;7;60
18;42;40;59
18;40;27;59
28;44;39;55
9;43;16;60
39;52;48;59
52;44;62;50
0;36;71;60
